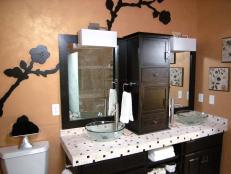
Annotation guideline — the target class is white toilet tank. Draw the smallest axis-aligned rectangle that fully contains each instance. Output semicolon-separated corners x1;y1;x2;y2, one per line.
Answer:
0;141;49;174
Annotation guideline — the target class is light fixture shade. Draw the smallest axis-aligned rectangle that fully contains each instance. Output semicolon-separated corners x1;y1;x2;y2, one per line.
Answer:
170;37;196;52
78;29;117;48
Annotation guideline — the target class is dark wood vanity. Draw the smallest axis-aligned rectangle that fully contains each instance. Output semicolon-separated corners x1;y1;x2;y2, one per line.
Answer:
58;32;225;174
68;133;223;174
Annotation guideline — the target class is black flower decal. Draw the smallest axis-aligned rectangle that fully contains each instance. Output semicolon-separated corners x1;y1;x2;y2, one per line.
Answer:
106;0;114;10
105;0;171;30
4;67;23;78
0;44;59;117
152;9;159;18
159;10;171;25
29;45;50;64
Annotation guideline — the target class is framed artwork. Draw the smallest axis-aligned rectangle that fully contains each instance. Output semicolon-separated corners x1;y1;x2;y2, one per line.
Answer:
170;52;175;64
170;67;184;87
209;67;229;91
222;37;231;62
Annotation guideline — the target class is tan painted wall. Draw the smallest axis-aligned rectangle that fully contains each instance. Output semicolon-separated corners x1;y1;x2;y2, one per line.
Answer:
2;0;221;173
195;1;231;174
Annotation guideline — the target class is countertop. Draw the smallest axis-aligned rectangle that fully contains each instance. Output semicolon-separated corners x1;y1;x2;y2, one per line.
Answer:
60;114;228;167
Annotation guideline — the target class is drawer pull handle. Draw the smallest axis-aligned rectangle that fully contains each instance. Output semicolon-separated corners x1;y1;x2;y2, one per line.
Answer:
152;120;158;124
152;73;158;77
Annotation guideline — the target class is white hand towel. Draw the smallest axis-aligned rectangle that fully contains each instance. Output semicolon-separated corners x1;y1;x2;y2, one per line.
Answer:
108;89;117;115
148;146;175;162
120;91;134;124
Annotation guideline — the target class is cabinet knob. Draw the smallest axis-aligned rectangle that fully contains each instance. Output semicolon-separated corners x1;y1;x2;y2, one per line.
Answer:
152;120;158;124
152;73;158;77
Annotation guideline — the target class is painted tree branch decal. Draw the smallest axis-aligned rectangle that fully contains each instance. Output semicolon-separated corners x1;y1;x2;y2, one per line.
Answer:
105;0;171;30
0;45;59;117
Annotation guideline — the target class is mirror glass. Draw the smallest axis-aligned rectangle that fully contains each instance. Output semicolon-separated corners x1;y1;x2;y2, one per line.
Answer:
68;47;114;121
169;52;190;108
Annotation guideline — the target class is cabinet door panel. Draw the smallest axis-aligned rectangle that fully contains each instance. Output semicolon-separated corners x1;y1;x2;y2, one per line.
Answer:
184;153;200;174
141;37;169;67
183;147;222;174
141;85;168;113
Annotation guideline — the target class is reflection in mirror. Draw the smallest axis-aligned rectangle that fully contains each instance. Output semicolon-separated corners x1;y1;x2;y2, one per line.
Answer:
170;52;190;108
68;48;114;121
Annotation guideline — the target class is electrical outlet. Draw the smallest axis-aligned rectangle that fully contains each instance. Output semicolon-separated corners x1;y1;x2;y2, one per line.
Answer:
186;91;189;100
209;95;215;105
178;90;183;99
198;93;204;103
52;104;60;116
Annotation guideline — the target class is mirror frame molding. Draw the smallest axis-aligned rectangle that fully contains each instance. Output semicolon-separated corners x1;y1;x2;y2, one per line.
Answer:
174;51;196;112
58;34;114;129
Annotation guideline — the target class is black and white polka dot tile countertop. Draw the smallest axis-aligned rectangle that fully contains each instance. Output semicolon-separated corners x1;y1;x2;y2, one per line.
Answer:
60;114;228;167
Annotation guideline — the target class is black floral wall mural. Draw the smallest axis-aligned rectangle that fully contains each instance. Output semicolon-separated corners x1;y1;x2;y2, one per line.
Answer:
0;45;59;117
105;0;171;30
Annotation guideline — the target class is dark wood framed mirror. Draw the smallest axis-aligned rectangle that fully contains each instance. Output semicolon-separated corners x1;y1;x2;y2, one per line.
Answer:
171;51;196;112
58;34;117;129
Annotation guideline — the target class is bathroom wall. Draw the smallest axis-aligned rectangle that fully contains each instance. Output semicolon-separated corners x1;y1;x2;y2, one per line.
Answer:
195;1;231;173
0;0;198;173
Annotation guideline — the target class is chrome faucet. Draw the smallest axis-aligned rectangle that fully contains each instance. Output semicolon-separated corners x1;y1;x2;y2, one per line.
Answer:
111;103;119;130
169;98;175;126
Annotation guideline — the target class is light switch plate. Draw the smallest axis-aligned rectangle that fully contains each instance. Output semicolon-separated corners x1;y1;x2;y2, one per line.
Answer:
209;95;215;105
198;93;204;103
52;104;60;116
178;90;183;99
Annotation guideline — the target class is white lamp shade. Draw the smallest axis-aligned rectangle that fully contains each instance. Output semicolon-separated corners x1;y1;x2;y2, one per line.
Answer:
170;37;196;52
78;29;117;48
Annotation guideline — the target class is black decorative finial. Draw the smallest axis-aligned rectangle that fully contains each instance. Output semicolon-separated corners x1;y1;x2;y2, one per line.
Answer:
11;115;39;136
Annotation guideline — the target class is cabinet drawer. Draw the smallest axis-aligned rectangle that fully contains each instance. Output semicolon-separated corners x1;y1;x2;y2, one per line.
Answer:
183;133;223;154
141;68;169;84
141;112;168;133
101;152;147;174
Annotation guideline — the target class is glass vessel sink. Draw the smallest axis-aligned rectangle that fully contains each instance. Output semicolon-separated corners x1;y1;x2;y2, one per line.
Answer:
85;121;125;141
175;111;208;125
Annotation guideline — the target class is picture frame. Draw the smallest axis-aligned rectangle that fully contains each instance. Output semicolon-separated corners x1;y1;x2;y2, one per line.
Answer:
222;37;231;62
170;67;184;87
170;52;175;64
208;67;229;92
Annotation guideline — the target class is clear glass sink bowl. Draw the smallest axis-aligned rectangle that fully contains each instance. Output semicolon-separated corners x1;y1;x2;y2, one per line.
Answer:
85;121;125;141
175;111;208;125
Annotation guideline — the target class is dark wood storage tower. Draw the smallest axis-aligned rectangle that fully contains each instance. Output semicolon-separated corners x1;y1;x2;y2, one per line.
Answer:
118;32;171;134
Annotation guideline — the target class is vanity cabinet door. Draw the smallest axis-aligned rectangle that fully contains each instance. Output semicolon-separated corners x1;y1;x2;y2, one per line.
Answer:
139;85;169;133
141;85;168;113
183;147;221;174
183;151;202;174
140;37;169;67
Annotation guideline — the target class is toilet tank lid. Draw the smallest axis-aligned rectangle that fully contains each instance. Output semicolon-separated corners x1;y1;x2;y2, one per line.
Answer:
0;141;49;159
